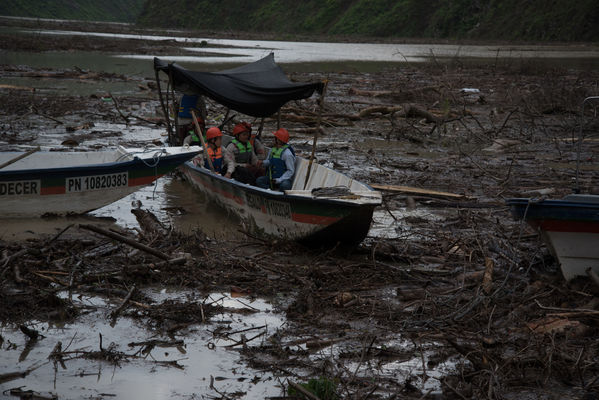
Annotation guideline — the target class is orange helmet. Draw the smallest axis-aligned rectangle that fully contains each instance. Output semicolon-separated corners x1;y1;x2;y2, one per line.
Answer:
232;122;251;136
206;127;222;140
273;128;289;144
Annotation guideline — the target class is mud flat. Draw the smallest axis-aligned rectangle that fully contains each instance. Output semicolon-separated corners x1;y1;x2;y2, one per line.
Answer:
1;18;599;400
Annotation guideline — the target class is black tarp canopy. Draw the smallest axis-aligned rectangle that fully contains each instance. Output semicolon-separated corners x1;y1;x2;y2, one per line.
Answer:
154;53;324;118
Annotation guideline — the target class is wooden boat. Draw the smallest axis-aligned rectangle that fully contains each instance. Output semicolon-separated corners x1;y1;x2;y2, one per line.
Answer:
0;146;200;217
181;148;381;245
507;195;599;280
154;54;382;244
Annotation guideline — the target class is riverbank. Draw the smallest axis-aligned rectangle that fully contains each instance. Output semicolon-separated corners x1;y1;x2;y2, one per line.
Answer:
1;19;599;400
4;14;599;47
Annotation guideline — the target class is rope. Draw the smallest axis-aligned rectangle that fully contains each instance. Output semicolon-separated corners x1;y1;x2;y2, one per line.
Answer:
116;147;167;199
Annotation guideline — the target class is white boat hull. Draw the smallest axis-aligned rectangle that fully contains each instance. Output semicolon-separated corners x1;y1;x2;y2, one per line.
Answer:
0;146;200;217
544;230;599;281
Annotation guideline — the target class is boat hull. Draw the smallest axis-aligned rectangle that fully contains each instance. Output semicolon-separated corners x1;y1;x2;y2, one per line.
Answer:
180;161;379;245
507;196;599;280
0;147;200;217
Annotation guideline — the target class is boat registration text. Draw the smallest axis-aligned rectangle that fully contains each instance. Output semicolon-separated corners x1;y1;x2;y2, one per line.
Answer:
246;192;291;218
67;172;128;193
0;180;40;196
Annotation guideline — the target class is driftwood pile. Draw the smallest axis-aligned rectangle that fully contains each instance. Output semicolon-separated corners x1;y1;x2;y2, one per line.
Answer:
1;202;599;398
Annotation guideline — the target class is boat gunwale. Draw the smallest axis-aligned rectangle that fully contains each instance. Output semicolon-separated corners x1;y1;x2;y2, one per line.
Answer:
0;150;200;179
182;160;381;208
506;197;599;210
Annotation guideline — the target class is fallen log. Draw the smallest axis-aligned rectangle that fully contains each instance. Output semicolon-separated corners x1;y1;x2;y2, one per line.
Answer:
110;284;136;321
349;85;441;100
0;83;35;91
0;248;28;279
287;380;322;400
348;87;394;97
19;325;42;340
79;224;170;260
482;257;494;295
350;103;439;123
131;208;169;237
0;366;39;384
369;184;470;200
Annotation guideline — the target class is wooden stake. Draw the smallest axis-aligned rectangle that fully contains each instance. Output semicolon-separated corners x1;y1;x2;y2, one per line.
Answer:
191;110;215;173
79;224;170;260
369;183;470;200
0;147;40;170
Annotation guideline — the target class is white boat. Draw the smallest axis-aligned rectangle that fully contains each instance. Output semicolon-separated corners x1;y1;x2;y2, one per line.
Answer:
507;195;599;280
180;147;382;245
0;146;200;217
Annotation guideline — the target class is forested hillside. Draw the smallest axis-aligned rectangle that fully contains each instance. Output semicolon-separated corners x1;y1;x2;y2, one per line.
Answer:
0;0;145;23
1;0;597;41
137;0;599;41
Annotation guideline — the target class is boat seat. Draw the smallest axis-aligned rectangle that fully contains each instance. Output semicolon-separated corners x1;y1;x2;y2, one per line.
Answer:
291;158;366;192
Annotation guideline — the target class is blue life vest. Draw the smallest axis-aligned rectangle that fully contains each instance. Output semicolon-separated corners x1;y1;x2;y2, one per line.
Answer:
205;147;223;173
268;145;294;179
179;94;199;119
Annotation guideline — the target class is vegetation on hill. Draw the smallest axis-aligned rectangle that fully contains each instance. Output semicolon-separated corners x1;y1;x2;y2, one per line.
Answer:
1;0;597;41
0;0;145;23
137;0;599;41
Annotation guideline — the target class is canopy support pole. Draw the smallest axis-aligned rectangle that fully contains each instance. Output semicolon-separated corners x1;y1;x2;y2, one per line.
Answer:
303;80;328;190
155;69;173;145
168;68;180;145
258;117;265;138
219;109;231;131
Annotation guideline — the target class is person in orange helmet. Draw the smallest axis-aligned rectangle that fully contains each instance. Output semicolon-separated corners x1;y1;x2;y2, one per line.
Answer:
256;128;295;191
196;127;234;178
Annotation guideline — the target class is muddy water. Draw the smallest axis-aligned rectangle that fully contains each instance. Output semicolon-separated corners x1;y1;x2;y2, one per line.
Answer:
0;290;284;399
23;27;599;66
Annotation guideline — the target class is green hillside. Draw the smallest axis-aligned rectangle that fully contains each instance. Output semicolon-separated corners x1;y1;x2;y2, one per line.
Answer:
1;0;597;41
0;0;145;23
137;0;599;41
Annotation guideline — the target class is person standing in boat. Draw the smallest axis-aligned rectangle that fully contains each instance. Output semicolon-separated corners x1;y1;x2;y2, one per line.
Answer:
194;127;234;178
177;93;204;145
226;122;263;185
256;128;295;191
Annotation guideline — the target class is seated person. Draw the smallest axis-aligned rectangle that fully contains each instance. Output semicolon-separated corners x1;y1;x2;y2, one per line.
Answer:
249;129;267;160
256;128;295;192
183;115;206;146
194;127;234;178
226;122;263;185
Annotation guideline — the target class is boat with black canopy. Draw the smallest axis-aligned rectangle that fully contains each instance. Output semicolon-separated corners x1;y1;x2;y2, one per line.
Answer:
154;54;382;245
